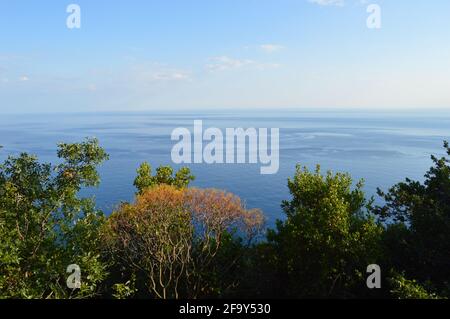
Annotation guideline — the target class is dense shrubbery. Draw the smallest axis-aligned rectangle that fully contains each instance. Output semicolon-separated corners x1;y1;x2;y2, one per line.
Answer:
262;166;384;298
0;139;108;298
372;141;450;298
0;140;448;299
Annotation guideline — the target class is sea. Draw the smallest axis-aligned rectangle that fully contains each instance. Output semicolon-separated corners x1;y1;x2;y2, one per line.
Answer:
1;110;449;227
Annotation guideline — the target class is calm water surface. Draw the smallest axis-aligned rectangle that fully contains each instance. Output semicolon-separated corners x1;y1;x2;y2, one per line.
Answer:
1;111;449;227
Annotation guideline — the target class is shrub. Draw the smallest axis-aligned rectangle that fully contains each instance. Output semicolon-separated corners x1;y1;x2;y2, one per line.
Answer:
0;138;109;298
374;141;450;297
265;165;383;298
133;162;194;194
103;185;264;299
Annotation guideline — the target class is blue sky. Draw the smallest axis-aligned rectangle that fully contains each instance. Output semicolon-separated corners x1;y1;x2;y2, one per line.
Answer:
1;0;449;112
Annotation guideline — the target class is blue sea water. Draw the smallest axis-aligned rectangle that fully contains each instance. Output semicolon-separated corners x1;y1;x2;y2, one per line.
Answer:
1;111;449;227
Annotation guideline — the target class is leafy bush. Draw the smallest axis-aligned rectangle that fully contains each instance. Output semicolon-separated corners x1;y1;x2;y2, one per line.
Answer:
389;273;442;299
133;162;194;194
0;138;109;298
374;141;450;297
264;165;384;298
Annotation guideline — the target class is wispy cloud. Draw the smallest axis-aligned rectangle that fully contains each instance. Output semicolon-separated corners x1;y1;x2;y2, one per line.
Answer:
124;63;191;84
206;56;281;72
308;0;345;6
260;44;285;53
0;54;20;61
151;71;189;81
206;56;255;72
19;75;29;81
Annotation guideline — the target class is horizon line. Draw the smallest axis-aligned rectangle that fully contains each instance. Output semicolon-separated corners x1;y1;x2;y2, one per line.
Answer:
1;107;450;116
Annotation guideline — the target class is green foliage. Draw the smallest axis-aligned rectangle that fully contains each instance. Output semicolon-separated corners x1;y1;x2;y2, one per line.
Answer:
265;165;383;298
133;162;194;194
389;273;443;299
112;276;137;299
1;138;449;299
0;138;109;298
373;141;450;297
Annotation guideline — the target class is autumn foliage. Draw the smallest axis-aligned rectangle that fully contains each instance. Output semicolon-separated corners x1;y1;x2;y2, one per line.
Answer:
103;184;265;298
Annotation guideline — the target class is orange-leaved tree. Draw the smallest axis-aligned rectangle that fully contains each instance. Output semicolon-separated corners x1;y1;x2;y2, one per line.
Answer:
103;184;264;299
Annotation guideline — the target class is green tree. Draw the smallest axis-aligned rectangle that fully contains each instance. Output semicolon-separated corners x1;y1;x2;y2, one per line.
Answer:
265;165;383;298
389;272;442;299
374;141;450;297
0;138;109;298
133;162;194;194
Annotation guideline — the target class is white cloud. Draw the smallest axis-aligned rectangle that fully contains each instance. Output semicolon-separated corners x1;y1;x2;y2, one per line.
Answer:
255;63;282;70
19;76;29;81
260;44;285;53
308;0;345;6
0;54;21;62
206;56;281;72
123;64;191;84
206;56;255;72
151;71;189;81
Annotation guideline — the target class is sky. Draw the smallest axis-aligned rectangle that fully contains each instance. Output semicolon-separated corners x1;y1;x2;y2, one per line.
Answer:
0;0;450;113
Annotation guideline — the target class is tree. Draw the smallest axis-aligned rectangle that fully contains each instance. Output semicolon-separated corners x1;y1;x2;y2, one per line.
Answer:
389;272;442;299
103;184;264;299
0;138;109;298
374;141;450;297
133;162;194;194
185;188;265;297
265;165;383;298
104;185;192;299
